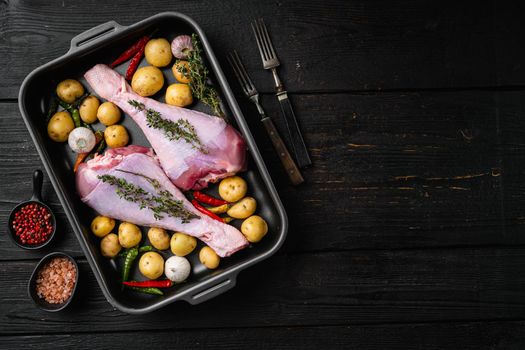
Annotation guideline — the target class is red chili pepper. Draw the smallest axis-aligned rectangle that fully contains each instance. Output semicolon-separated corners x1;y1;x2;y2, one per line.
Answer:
191;199;224;222
125;45;146;81
194;191;229;206
110;35;149;68
122;279;173;288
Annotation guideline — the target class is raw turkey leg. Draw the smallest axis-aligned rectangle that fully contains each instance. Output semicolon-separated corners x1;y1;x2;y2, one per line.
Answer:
76;145;248;257
84;64;246;191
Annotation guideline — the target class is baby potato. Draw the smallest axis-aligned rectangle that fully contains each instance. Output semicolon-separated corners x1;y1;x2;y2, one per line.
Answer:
170;232;197;257
131;66;164;96
79;96;100;124
227;197;257;219
199;246;220;269
118;222;142;248
139;252;164;279
47;111;75;142
241;215;268;243
172;60;191;83
147;227;170;250
91;215;115;238
97;101;121;126
100;233;121;258
219;176;248;202
104;125;129;148
165;83;193;107
145;38;173;67
56;79;84;103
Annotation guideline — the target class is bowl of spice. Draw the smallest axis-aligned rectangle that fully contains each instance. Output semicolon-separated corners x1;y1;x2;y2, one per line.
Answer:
28;252;78;312
8;170;56;249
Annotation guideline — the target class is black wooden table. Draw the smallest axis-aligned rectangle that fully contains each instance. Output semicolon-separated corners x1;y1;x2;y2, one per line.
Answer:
3;1;525;348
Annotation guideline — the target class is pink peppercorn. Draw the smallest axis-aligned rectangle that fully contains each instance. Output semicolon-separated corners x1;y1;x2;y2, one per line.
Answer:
12;203;53;245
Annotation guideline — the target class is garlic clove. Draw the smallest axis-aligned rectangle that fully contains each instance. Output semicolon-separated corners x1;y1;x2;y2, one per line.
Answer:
68;127;96;153
171;35;193;59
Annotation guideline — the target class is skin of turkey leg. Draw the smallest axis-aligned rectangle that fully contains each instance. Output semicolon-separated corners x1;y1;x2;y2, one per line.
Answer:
84;64;246;190
78;151;248;257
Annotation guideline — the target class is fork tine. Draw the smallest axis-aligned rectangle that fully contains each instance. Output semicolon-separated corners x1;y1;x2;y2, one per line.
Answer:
228;52;250;91
233;51;255;92
251;20;267;62
227;53;248;95
254;19;271;61
227;52;252;96
259;18;277;60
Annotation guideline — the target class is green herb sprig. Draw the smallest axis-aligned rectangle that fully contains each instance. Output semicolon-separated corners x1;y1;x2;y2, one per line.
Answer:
180;34;224;118
128;100;207;153
98;173;199;223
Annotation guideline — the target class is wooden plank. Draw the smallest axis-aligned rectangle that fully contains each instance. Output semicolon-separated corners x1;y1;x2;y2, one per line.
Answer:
2;0;525;98
4;87;525;259
3;321;525;349
4;248;525;333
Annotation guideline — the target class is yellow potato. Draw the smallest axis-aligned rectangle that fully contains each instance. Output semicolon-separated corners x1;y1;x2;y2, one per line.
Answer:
56;79;84;103
199;246;220;269
79;96;100;124
219;176;247;202
100;233;121;258
145;38;173;67
131;66;164;96
241;215;268;243
47;111;75;142
90;215;115;238
104;125;129;148
170;232;197;257
147;227;170;250
97;101;121;126
139;252;164;279
172;60;191;83
227;197;257;219
165;83;193;107
118;222;142;248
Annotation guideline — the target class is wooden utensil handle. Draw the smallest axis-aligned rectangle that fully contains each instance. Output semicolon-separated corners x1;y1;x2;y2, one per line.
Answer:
277;92;311;168
261;117;304;185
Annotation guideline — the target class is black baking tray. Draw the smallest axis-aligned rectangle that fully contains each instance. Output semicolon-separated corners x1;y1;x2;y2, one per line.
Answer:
18;12;288;314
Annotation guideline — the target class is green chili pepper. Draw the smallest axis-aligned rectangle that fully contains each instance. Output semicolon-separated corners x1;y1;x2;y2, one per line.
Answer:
71;109;81;128
125;286;164;296
58;93;89;126
119;245;152;257
58;100;74;111
122;246;139;283
94;139;106;155
139;245;153;253
73;92;90;108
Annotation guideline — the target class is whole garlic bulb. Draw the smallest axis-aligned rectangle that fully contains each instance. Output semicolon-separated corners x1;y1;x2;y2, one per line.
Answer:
171;35;193;59
164;256;191;283
68;127;96;153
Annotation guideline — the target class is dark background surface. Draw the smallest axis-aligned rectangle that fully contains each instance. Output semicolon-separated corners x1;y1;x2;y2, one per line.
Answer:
2;0;525;348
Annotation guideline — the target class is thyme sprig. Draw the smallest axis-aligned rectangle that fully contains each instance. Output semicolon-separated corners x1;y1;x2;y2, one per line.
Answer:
115;169;161;189
128;100;207;153
98;173;199;223
180;34;224;118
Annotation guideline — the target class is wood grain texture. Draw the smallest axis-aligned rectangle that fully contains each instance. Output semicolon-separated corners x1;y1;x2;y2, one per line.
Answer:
4;321;525;349
3;1;525;347
3;0;525;98
5;247;525;333
3;88;525;260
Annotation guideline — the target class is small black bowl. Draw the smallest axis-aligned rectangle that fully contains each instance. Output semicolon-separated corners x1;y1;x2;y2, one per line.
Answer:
8;170;57;250
28;252;79;312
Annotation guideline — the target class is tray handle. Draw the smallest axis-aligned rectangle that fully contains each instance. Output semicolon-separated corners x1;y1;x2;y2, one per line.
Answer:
185;275;237;305
68;21;124;54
